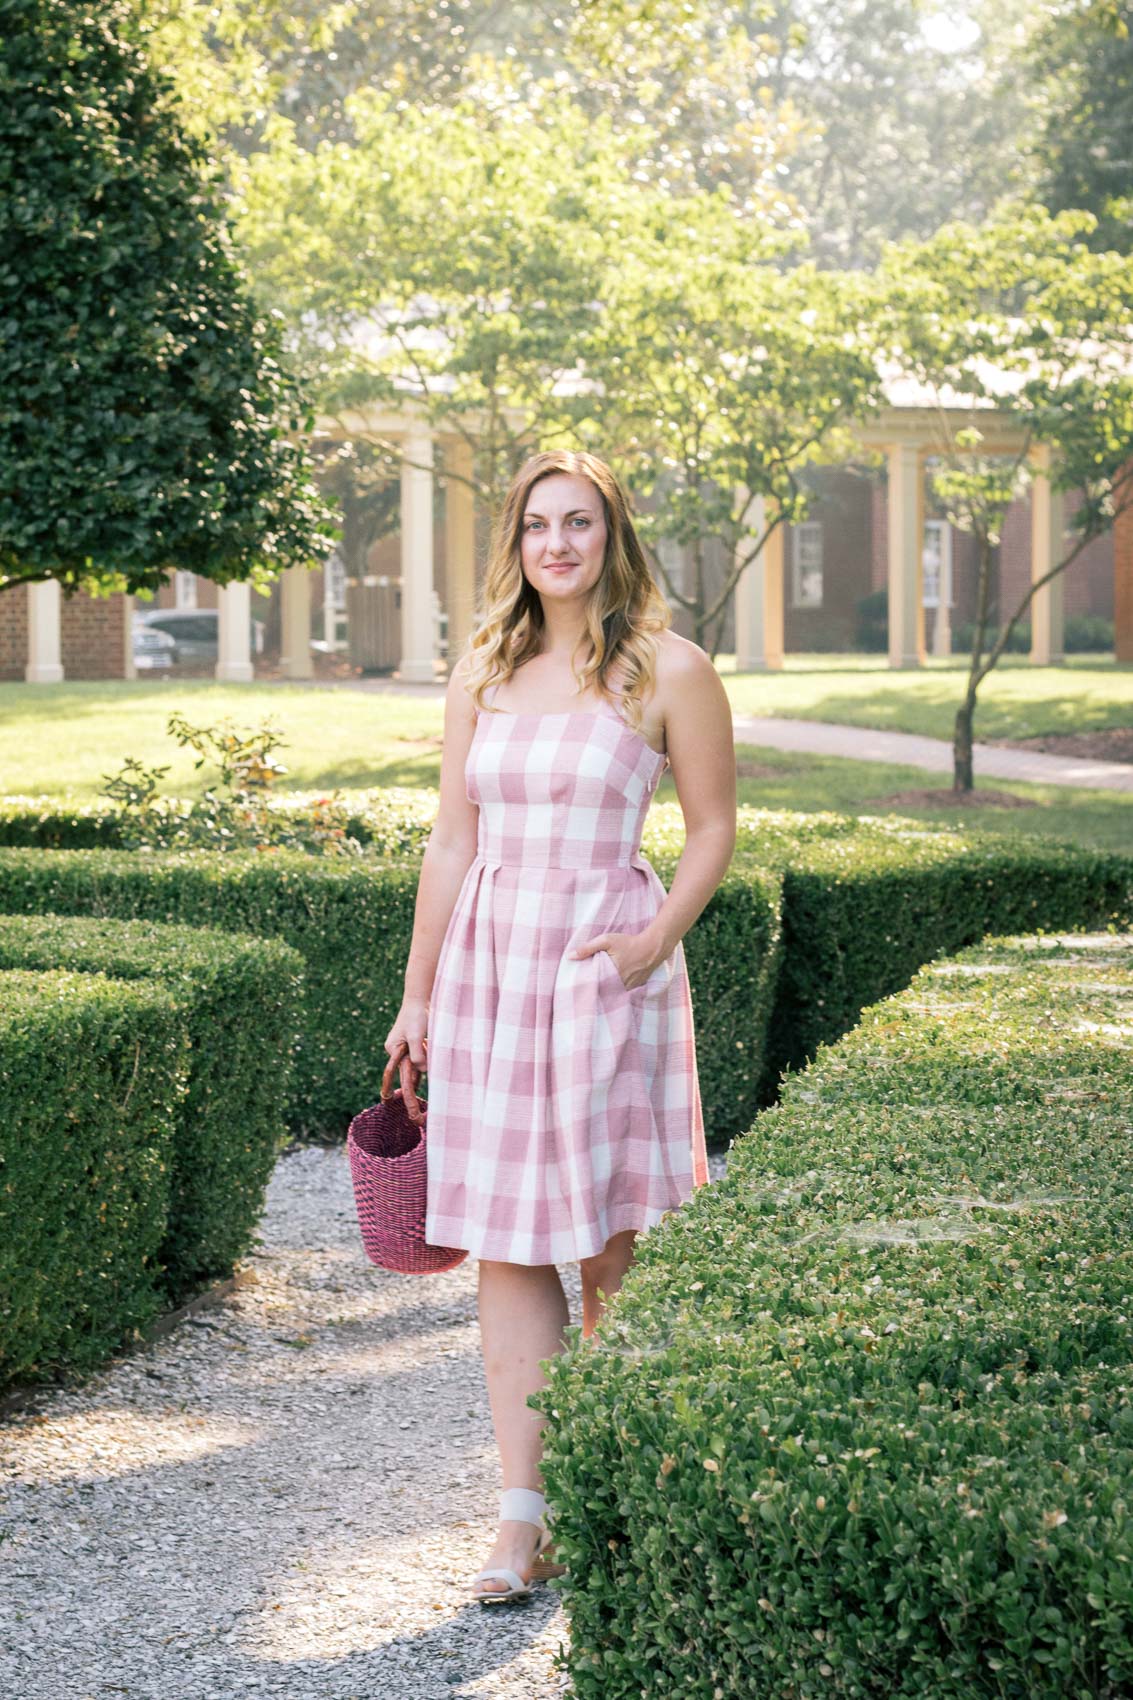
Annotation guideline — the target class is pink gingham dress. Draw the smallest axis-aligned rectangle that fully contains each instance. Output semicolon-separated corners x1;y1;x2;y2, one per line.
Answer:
423;676;709;1265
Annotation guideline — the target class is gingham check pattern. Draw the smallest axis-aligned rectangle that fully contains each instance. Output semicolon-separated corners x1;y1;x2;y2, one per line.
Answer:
423;686;710;1265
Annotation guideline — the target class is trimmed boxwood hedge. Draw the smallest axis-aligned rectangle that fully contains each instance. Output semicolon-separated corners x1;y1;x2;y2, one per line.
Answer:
0;913;304;1302
0;810;1128;1141
0;969;188;1386
727;811;1133;1093
0;847;436;1138
532;931;1133;1700
0;844;781;1141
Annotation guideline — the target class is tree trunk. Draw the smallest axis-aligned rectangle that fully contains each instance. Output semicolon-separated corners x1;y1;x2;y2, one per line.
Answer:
953;697;975;793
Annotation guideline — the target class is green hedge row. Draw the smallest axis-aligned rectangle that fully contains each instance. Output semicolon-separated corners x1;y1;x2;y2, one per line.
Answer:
0;970;188;1385
0;841;780;1141
0;786;441;852
533;931;1133;1700
727;810;1133;1090
0;808;1128;1141
0;913;304;1305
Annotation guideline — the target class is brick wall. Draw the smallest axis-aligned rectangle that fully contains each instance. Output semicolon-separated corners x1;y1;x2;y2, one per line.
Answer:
871;478;1113;637
0;585;29;681
1001;491;1114;625
783;468;874;649
0;585;129;681
1116;461;1133;663
61;590;129;680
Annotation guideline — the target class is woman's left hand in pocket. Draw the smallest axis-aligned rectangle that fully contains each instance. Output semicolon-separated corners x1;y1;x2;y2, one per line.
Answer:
572;929;667;992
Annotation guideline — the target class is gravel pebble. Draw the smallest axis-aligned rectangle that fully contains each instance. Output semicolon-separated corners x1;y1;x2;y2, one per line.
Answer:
0;1142;730;1699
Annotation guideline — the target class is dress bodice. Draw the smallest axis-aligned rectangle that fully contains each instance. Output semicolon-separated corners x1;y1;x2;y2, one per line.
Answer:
467;690;666;872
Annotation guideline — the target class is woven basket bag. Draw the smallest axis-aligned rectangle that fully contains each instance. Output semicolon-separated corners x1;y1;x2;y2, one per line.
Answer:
347;1039;469;1274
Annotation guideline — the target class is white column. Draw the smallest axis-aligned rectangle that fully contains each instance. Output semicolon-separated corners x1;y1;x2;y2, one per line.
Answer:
444;440;477;668
280;567;314;679
733;490;784;671
1030;442;1065;665
399;425;436;684
25;580;64;683
887;444;925;668
122;594;137;681
215;581;253;682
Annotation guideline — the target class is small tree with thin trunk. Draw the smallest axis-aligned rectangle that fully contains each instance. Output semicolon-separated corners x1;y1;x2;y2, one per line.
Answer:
879;204;1133;792
238;91;644;524
574;207;886;657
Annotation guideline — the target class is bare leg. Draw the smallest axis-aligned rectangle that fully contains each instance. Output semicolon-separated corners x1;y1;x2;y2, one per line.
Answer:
579;1227;639;1338
474;1257;570;1596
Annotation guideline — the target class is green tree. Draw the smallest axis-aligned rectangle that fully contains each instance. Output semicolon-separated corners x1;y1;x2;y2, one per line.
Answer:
1027;0;1133;252
0;0;334;601
878;204;1133;790
238;91;650;519
575;209;885;654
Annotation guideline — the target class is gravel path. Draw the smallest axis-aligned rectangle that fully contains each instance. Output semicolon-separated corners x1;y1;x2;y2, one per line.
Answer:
1;1142;729;1700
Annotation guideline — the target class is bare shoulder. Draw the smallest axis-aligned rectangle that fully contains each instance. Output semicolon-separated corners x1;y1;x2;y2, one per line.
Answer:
652;631;728;717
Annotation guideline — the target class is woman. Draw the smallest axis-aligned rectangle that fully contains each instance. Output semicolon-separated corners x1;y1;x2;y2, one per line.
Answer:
384;449;736;1604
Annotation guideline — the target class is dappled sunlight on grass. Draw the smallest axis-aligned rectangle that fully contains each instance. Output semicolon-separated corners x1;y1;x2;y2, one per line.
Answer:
0;680;445;798
1;667;1128;850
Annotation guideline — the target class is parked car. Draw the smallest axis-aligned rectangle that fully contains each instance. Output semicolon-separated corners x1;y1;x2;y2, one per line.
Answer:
132;622;177;671
135;608;266;666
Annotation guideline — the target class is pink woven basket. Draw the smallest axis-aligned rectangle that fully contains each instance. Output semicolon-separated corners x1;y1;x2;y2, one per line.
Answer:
347;1041;468;1275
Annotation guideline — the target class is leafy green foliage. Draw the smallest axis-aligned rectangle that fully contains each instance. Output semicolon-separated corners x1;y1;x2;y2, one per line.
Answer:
0;0;335;598
578;231;885;653
239;92;651;516
1027;0;1133;254
0;913;303;1305
0;969;187;1385
97;711;364;854
877;203;1133;787
534;931;1133;1699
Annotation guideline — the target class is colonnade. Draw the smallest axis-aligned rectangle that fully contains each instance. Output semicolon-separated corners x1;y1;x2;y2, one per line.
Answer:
19;407;1127;680
734;412;1070;671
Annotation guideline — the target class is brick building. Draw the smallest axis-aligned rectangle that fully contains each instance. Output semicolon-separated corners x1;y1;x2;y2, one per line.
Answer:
4;428;1131;681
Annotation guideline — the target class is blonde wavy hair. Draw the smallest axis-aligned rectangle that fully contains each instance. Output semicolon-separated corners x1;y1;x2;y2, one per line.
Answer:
462;450;671;733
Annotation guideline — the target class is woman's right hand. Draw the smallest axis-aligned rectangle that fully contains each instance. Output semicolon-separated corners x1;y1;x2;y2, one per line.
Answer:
384;1001;428;1113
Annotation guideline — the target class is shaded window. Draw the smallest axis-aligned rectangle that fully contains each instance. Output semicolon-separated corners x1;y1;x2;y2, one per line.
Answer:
791;522;823;608
922;520;953;608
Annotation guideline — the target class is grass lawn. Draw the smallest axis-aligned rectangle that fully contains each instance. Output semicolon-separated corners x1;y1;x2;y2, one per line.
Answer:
728;742;1133;854
0;674;1128;853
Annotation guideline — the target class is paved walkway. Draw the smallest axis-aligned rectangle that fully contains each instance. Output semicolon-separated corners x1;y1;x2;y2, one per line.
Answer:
730;715;1133;793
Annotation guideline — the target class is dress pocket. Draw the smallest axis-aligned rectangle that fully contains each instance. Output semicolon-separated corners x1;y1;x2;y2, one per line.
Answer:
600;945;676;1000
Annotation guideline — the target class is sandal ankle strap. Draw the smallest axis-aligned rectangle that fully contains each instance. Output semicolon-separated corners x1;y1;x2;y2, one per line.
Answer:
499;1486;548;1529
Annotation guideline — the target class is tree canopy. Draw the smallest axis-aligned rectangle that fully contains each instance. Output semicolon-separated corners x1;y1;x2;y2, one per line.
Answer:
0;0;333;599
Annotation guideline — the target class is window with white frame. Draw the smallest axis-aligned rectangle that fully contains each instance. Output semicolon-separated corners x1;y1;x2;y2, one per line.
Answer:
174;570;198;609
922;520;953;608
790;521;824;608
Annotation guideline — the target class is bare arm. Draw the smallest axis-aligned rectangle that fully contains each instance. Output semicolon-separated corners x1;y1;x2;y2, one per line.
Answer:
575;636;736;988
385;652;480;1080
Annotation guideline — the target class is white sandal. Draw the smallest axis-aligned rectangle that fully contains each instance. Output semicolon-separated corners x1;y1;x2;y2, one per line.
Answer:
471;1486;559;1604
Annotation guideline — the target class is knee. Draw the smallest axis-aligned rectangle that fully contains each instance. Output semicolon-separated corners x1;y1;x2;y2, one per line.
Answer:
579;1230;637;1286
